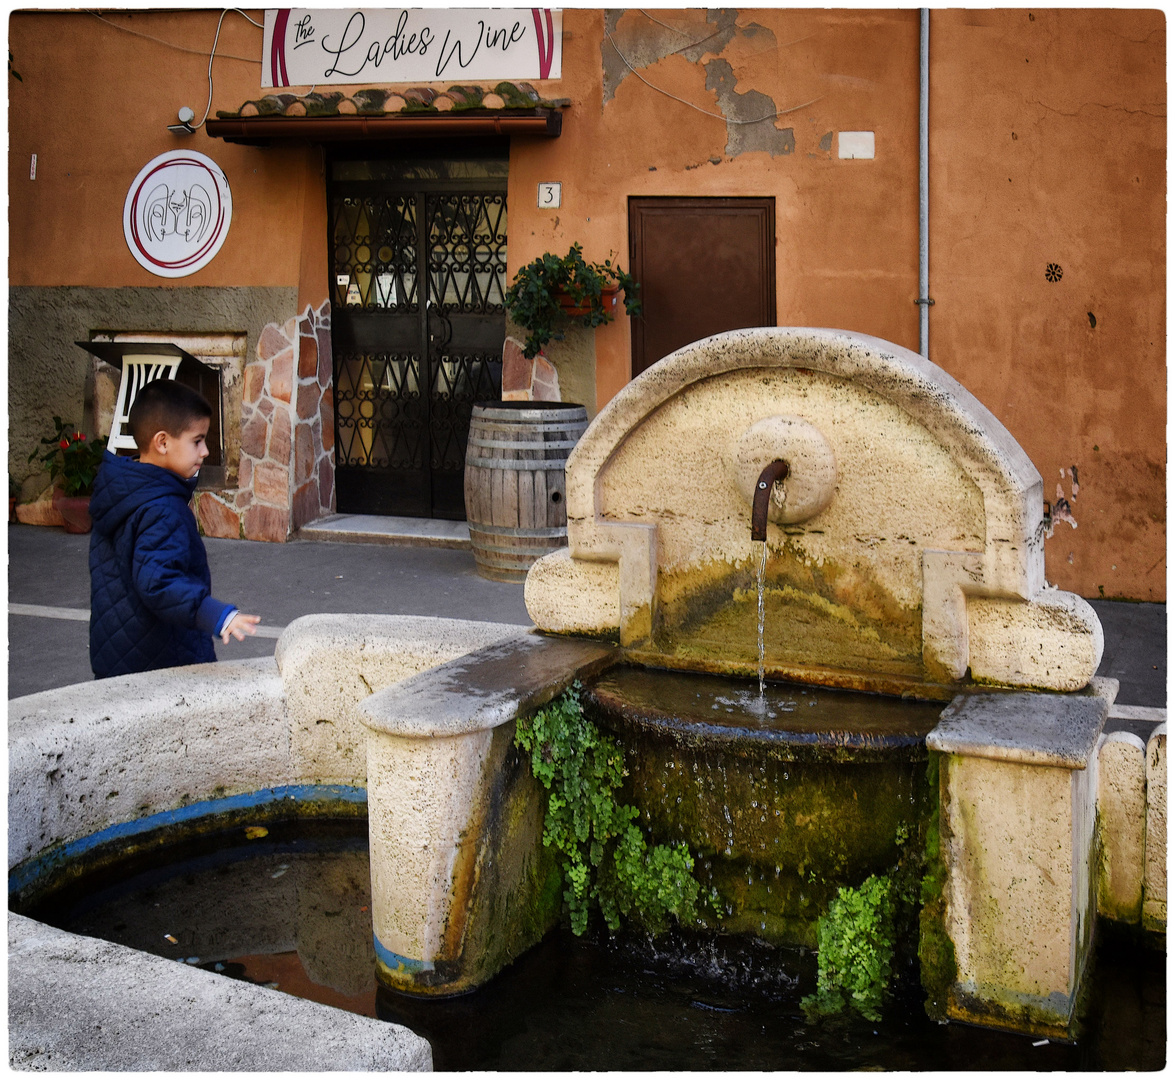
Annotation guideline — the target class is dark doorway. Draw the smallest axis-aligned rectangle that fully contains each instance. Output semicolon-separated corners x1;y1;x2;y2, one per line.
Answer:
329;142;508;519
628;197;776;378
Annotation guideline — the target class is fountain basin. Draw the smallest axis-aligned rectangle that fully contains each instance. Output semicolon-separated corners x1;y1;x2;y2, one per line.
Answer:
7;609;1164;1060
583;667;938;947
7;613;525;1070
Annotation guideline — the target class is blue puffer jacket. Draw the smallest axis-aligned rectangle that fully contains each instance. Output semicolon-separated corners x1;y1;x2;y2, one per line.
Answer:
89;451;234;678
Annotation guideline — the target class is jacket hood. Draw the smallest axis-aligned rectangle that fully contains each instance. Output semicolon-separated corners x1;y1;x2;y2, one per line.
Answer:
89;451;200;537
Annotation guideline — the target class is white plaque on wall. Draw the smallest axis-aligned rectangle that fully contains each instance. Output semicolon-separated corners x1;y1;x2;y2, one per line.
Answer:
123;150;233;278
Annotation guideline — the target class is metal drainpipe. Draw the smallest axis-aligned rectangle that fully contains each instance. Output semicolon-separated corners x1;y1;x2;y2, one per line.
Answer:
918;8;932;358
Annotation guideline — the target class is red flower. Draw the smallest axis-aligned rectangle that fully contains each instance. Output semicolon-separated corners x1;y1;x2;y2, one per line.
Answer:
75;433;85;441
59;439;70;450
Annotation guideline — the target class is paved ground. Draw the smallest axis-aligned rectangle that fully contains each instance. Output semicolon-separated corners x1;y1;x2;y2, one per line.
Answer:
7;522;1167;707
7;523;530;699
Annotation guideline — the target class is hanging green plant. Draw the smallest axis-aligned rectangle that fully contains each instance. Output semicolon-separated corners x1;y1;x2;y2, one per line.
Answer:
505;243;641;360
802;873;896;1022
514;682;697;935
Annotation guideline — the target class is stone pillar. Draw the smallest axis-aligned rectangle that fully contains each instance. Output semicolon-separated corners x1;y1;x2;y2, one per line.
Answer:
358;634;617;996
361;715;558;998
925;691;1108;1037
1097;731;1147;923
501;335;562;402
1143;722;1166;932
292;301;335;531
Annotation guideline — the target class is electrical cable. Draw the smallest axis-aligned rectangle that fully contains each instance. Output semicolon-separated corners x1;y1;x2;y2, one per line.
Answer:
637;8;729;53
193;9;231;128
89;9;317;126
86;10;259;63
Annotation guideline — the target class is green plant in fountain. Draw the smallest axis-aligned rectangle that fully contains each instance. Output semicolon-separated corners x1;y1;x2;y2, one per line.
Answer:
802;873;896;1022
504;243;641;359
514;682;698;935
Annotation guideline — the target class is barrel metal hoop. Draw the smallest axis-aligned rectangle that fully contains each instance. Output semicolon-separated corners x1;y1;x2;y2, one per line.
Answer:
467;437;584;451
473;548;555;565
465;458;569;470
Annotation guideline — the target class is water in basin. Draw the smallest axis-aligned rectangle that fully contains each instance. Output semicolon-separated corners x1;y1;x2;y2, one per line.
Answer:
13;815;1162;1070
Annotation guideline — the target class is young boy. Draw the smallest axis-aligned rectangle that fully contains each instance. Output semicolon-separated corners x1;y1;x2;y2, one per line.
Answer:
89;379;259;679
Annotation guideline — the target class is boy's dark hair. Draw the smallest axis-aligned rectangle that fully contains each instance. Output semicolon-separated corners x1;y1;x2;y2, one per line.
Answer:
129;379;212;451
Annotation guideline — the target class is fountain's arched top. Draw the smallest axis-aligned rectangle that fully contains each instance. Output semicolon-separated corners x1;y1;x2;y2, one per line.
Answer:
526;328;1102;695
574;328;1035;511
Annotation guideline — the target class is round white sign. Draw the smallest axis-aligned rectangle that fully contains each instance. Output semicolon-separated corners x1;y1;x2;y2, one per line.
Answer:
123;150;232;278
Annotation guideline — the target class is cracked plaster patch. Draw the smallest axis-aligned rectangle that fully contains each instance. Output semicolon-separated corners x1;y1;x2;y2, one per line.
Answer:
705;58;795;156
603;7;785;156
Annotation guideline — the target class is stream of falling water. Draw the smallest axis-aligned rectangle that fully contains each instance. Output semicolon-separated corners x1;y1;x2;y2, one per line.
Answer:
756;540;768;696
756;481;784;699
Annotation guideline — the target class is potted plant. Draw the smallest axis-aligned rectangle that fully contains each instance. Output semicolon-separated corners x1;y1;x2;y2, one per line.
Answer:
505;243;641;359
28;417;108;533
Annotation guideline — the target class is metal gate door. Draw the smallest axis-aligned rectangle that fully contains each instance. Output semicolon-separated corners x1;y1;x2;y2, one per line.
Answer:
329;151;507;519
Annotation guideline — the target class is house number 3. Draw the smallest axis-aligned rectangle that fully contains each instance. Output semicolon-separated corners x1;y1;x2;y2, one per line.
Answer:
537;182;561;209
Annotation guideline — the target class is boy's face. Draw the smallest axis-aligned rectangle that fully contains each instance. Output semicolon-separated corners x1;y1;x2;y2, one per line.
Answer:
145;418;210;478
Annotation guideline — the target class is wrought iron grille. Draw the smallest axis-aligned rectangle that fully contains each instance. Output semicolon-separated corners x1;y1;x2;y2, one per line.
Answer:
333;352;425;470
427;193;508;314
430;353;502;471
331;195;419;311
329;172;506;518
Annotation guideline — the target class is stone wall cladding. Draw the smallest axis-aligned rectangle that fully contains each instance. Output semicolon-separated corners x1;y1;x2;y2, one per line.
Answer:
501;335;561;402
226;300;335;542
293;301;335;530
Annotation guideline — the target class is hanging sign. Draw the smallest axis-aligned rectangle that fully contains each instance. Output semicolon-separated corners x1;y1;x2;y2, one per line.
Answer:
123;151;232;278
262;8;561;88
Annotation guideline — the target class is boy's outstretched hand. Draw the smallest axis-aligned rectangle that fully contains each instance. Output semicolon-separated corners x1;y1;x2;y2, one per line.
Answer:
221;612;261;644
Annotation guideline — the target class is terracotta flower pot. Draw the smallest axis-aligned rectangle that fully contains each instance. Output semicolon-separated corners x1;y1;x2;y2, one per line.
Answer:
556;284;620;319
52;491;93;534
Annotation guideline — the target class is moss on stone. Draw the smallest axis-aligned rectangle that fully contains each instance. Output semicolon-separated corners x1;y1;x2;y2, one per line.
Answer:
351;88;391;114
917;752;957;1020
607;726;931;947
652;545;924;682
492;80;540;108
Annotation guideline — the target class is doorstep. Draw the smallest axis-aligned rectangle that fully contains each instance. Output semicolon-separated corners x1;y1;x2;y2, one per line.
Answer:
293;513;471;550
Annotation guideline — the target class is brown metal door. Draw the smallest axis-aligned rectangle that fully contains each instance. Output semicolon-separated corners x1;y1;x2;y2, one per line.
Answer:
629;197;776;378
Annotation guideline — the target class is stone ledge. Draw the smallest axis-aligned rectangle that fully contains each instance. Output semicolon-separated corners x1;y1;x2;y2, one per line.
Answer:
361;632;618;738
928;691;1108;768
8;913;431;1071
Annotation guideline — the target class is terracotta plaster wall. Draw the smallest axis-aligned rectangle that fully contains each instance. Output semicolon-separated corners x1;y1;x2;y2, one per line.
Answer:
507;8;923;406
7;9;316;290
508;8;1164;601
7;9;1163;596
8;11;335;542
928;10;1165;600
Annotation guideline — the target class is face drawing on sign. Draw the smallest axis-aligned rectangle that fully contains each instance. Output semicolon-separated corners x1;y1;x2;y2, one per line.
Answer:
142;182;214;246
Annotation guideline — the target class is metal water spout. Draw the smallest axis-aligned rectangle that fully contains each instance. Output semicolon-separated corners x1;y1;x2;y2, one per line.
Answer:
751;460;790;541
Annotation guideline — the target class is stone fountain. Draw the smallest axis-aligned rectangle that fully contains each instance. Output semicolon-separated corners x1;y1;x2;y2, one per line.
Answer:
8;329;1165;1066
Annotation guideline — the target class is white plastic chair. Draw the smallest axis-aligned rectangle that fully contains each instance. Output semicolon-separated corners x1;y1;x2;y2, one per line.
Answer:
107;352;183;452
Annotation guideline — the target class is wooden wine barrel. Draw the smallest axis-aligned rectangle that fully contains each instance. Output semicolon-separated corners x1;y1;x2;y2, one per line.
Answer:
464;401;589;582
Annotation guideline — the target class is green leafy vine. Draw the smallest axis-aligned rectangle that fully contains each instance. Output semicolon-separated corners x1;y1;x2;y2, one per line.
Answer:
514;683;698;935
802;873;896;1022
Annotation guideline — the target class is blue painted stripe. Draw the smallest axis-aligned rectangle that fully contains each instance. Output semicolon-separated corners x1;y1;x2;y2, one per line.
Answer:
9;784;367;896
373;932;434;975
